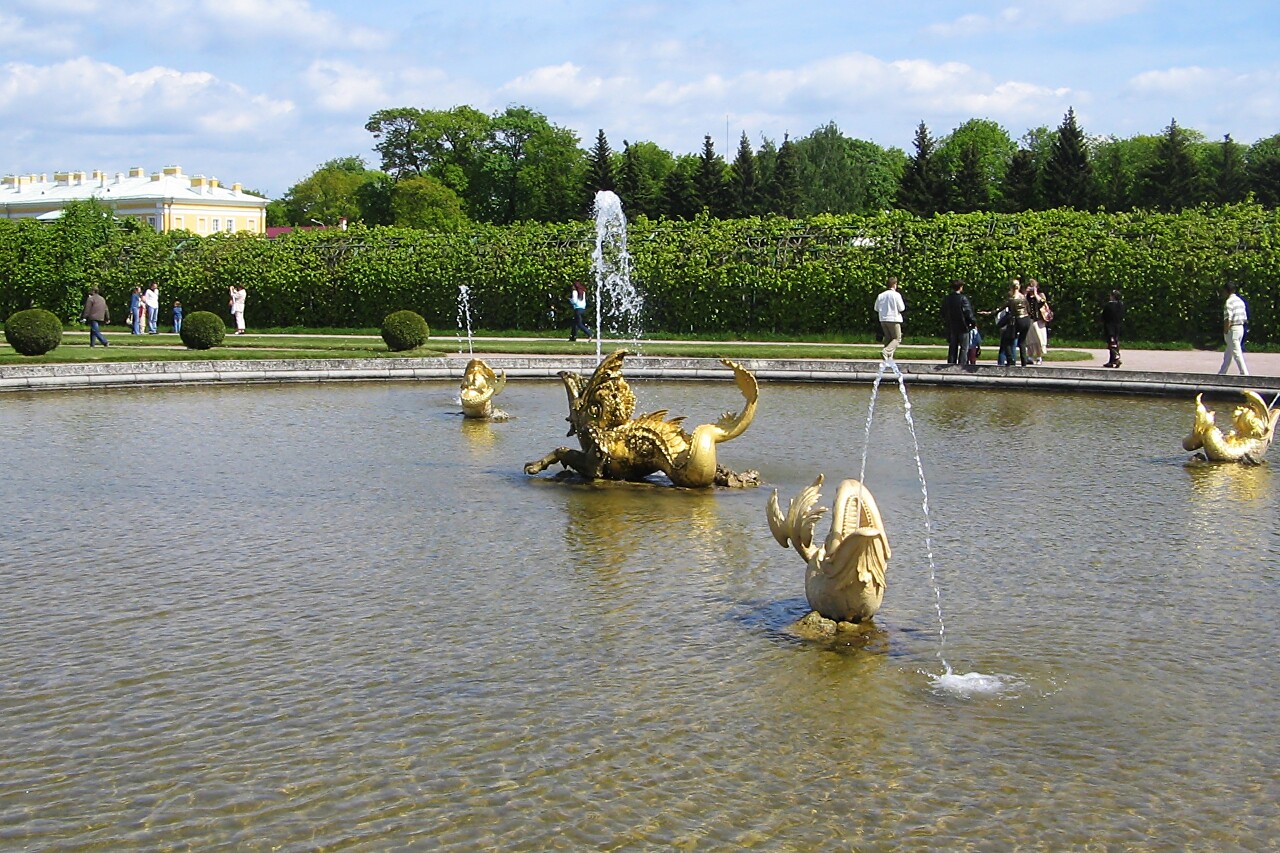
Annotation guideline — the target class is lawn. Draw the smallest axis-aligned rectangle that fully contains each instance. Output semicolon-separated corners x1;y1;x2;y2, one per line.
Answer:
0;328;1099;366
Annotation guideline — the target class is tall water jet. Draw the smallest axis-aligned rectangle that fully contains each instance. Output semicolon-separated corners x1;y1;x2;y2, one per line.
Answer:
456;285;475;356
591;191;644;361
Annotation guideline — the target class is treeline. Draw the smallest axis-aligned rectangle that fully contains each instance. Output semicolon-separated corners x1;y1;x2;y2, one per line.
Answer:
5;200;1277;348
272;104;1280;230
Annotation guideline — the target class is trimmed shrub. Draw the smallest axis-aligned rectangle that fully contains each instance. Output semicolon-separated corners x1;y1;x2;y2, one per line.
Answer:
3;308;62;356
381;310;430;352
180;311;225;350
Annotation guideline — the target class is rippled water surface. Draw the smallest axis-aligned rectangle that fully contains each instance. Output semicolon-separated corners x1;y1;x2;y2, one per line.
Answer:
2;378;1277;850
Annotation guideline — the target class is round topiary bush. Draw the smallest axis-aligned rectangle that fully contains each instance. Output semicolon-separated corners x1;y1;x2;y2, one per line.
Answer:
179;311;226;350
381;310;430;352
3;308;63;356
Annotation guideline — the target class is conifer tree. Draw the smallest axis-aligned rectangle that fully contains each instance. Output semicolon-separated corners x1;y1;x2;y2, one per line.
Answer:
1211;134;1249;205
952;142;990;212
728;132;760;217
1137;119;1202;211
1041;107;1096;209
616;141;656;219
693;135;729;217
582;128;617;216
767;134;802;217
998;149;1039;212
660;167;699;220
897;121;949;216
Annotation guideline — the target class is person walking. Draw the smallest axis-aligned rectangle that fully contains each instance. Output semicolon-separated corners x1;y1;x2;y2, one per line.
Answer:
229;283;247;335
172;300;183;335
941;278;977;365
143;281;160;334
874;276;906;361
568;281;592;342
1219;283;1249;375
1101;290;1124;368
80;287;110;348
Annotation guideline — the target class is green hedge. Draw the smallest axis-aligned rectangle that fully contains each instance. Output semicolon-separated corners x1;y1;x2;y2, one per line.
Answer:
1;205;1276;345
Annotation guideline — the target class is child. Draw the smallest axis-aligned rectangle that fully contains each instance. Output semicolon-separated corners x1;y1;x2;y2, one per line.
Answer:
172;300;183;335
966;326;982;365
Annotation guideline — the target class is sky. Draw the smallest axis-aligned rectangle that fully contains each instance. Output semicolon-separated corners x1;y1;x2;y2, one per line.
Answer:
1;0;1277;198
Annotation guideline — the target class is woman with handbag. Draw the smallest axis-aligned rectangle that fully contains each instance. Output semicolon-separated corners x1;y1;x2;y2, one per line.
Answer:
1025;279;1053;364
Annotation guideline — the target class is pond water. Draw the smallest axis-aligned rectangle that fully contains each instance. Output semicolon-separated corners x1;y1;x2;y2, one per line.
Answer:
1;378;1276;850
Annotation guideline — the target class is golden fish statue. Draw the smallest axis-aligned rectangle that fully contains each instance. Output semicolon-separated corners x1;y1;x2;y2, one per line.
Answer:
767;475;891;623
460;358;506;419
524;349;759;488
1182;391;1280;464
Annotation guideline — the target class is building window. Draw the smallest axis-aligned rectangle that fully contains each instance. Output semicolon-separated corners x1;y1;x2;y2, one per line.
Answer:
225;218;234;232
147;216;157;230
212;218;220;231
198;218;206;232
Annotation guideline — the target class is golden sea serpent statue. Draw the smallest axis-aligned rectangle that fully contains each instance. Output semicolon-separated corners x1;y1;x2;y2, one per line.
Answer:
524;349;759;488
1182;391;1280;464
460;358;507;419
767;475;891;624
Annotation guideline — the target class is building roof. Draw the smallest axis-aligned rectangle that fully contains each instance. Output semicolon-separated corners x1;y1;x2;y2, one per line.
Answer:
0;165;266;209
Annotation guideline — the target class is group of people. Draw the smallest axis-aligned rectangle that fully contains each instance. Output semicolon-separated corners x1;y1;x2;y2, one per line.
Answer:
77;282;247;346
879;275;1055;367
125;282;167;335
875;276;1252;374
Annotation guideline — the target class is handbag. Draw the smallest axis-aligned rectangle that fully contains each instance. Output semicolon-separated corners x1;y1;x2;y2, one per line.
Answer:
1042;304;1054;323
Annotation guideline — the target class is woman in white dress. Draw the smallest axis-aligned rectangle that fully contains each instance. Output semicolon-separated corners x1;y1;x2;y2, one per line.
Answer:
229;284;247;334
1024;279;1051;364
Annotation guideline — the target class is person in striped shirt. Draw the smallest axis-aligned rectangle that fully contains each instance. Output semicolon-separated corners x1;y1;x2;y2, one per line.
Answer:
1219;283;1249;376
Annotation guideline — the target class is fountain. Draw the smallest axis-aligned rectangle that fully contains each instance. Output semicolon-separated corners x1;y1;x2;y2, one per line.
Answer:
454;284;508;419
766;474;891;627
458;358;507;420
2;381;1276;848
1183;391;1279;463
590;191;644;360
524;349;760;488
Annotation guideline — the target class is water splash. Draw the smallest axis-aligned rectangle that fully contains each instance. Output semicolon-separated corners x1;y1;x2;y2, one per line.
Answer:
928;669;1026;698
591;191;644;361
456;285;474;356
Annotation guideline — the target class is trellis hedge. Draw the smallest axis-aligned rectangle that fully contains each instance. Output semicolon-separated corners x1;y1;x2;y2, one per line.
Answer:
2;205;1276;345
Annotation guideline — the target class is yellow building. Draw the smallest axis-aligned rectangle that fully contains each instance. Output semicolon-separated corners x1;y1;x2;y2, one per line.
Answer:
0;165;267;235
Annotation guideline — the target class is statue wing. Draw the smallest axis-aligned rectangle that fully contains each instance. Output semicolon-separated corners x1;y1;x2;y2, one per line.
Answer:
1242;391;1277;438
766;475;826;561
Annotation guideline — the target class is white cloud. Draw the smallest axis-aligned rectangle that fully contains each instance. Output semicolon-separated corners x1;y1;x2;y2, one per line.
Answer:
303;60;389;112
0;57;293;135
198;0;388;50
929;1;1148;36
0;12;79;55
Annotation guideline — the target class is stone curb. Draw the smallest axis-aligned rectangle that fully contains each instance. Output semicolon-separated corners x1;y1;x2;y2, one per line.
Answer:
1;355;1277;399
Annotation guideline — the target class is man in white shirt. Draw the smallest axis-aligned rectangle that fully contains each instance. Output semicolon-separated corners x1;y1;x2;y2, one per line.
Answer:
874;276;906;361
1219;283;1249;376
143;281;161;334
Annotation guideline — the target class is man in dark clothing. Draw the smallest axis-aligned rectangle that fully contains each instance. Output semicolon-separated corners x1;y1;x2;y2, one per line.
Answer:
941;279;977;364
80;287;110;348
1102;290;1124;368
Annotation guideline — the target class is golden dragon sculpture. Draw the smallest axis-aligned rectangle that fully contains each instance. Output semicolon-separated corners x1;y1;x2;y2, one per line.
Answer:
460;358;507;419
524;349;759;488
767;475;891;624
1182;391;1280;464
